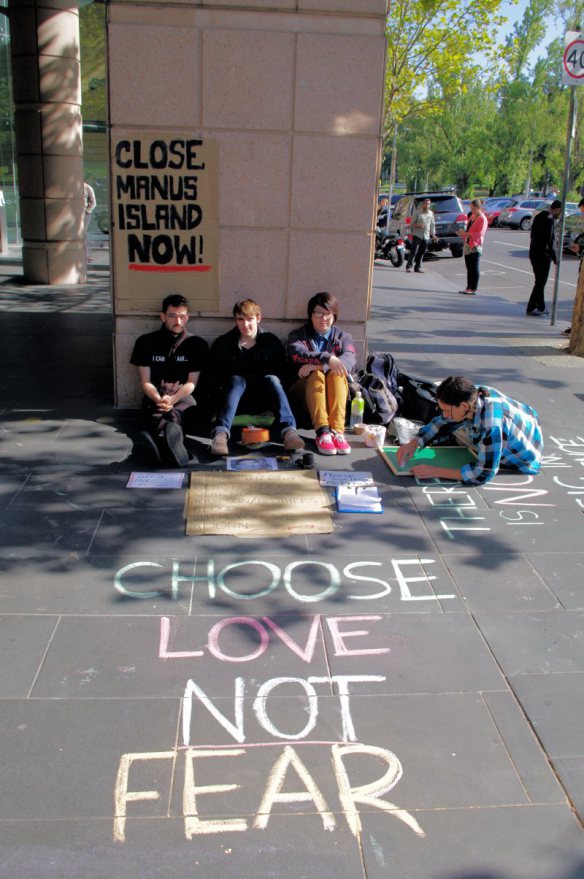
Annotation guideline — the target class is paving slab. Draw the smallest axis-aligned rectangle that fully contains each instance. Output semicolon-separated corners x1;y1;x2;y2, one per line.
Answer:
323;612;505;693
30;613;332;699
511;673;584;759
443;552;560;612
0;615;58;697
0;815;366;879
0;510;102;558
526;552;584;609
360;805;584;879
7;471;188;513
0;698;179;819
0;556;192;616
476;611;584;675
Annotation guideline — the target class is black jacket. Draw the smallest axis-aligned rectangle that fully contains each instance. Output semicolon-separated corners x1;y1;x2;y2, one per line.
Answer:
210;326;287;385
529;210;557;263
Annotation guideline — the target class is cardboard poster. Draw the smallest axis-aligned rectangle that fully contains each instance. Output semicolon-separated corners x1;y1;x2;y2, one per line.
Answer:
186;470;333;537
112;132;219;313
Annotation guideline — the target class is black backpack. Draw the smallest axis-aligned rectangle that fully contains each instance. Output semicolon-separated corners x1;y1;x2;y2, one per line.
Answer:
365;352;401;395
397;372;439;422
350;372;400;425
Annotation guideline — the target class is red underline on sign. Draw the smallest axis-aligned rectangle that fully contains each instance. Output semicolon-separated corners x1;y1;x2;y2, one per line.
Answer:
128;264;213;273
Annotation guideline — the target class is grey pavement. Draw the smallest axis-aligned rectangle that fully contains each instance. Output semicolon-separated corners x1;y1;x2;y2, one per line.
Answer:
1;241;584;878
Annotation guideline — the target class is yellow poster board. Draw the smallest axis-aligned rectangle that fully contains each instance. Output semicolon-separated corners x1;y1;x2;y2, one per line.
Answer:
186;470;334;538
112;132;219;313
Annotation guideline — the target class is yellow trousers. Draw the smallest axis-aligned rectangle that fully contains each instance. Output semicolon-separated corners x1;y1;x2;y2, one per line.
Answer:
293;370;348;434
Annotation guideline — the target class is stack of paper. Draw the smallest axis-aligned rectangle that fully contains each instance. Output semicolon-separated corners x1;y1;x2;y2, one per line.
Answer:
336;484;383;514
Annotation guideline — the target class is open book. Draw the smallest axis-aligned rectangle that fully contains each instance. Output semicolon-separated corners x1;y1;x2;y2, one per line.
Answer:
336;484;383;514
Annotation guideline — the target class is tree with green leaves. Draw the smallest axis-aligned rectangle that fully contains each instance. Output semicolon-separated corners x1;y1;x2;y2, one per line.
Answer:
383;0;508;144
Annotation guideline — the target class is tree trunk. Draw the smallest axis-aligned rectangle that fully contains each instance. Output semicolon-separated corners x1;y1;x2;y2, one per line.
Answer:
568;262;584;356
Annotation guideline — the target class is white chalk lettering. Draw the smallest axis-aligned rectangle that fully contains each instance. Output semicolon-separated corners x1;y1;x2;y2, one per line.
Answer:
113;750;175;843
483;475;553;506
253;745;335;831
439;507;489;539
391;559;455;601
332;743;425;838
326;616;390;656
344;562;392;600
183;749;248;837
181;675;385;747
254;678;319;740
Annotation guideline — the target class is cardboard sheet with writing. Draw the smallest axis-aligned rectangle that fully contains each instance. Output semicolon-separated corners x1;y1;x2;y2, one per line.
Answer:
186;470;333;537
112;131;219;313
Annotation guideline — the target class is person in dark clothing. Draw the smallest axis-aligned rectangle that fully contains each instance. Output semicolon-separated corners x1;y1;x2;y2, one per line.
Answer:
130;294;208;467
209;299;304;456
527;199;562;316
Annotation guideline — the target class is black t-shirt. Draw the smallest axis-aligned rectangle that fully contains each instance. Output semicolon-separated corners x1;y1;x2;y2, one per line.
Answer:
130;327;208;388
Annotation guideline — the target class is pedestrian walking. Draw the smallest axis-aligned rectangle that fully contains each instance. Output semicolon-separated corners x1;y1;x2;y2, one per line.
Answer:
405;198;437;273
83;181;96;264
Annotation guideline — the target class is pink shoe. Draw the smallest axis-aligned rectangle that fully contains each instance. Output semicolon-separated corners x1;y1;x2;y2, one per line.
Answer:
315;432;337;455
332;432;351;455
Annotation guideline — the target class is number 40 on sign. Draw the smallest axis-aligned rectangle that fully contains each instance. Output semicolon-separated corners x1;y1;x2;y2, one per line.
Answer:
563;31;584;85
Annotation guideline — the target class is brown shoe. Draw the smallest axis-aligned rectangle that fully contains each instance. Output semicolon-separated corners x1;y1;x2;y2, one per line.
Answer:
210;432;229;456
283;428;305;451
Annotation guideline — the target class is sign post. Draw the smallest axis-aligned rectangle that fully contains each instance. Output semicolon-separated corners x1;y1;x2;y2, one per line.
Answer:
551;33;582;326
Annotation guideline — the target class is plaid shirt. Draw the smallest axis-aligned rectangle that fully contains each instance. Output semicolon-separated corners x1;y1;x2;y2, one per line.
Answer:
417;386;544;485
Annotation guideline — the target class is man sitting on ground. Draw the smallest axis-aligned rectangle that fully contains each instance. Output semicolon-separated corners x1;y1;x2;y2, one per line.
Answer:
396;375;543;485
130;294;208;467
209;298;304;456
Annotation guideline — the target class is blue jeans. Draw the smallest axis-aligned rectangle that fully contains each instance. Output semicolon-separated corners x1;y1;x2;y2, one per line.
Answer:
212;375;297;438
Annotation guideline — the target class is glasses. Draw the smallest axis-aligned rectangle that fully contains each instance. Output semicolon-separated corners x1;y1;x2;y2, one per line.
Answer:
312;310;334;319
166;312;188;321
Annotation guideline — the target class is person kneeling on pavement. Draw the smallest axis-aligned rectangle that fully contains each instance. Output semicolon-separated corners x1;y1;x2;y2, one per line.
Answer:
287;292;356;456
396;375;543;485
209;298;304;457
130;294;208;467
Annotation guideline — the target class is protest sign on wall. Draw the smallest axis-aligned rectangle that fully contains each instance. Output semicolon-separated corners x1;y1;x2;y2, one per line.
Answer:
112;132;219;313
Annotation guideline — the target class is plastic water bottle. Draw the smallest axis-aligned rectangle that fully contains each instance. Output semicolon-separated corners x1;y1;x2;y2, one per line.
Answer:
350;390;364;429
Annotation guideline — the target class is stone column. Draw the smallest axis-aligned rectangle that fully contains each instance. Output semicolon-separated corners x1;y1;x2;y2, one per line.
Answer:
8;0;85;284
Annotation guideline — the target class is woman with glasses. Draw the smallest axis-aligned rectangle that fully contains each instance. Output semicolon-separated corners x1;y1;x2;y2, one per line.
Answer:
287;292;357;455
396;375;543;484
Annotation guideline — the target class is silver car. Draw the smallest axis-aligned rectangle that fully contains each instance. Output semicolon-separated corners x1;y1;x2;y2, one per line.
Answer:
498;198;552;231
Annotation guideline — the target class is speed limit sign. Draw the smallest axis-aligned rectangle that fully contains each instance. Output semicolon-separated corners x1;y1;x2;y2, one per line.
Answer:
563;31;584;85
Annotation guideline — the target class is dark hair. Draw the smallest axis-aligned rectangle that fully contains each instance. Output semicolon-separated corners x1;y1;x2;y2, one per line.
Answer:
162;294;189;313
550;199;562;210
307;292;339;322
233;298;261;319
436;376;490;406
579;198;584;208
470;198;483;209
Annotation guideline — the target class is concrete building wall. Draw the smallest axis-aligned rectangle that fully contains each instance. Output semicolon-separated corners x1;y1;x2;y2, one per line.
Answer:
9;0;86;284
109;0;388;407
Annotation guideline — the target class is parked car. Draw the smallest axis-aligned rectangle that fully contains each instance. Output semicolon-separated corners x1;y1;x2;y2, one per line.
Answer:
387;192;468;258
498;198;552;231
562;208;584;252
483;198;515;227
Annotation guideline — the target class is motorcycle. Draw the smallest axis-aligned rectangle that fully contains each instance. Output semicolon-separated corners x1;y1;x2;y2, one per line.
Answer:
374;223;405;267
